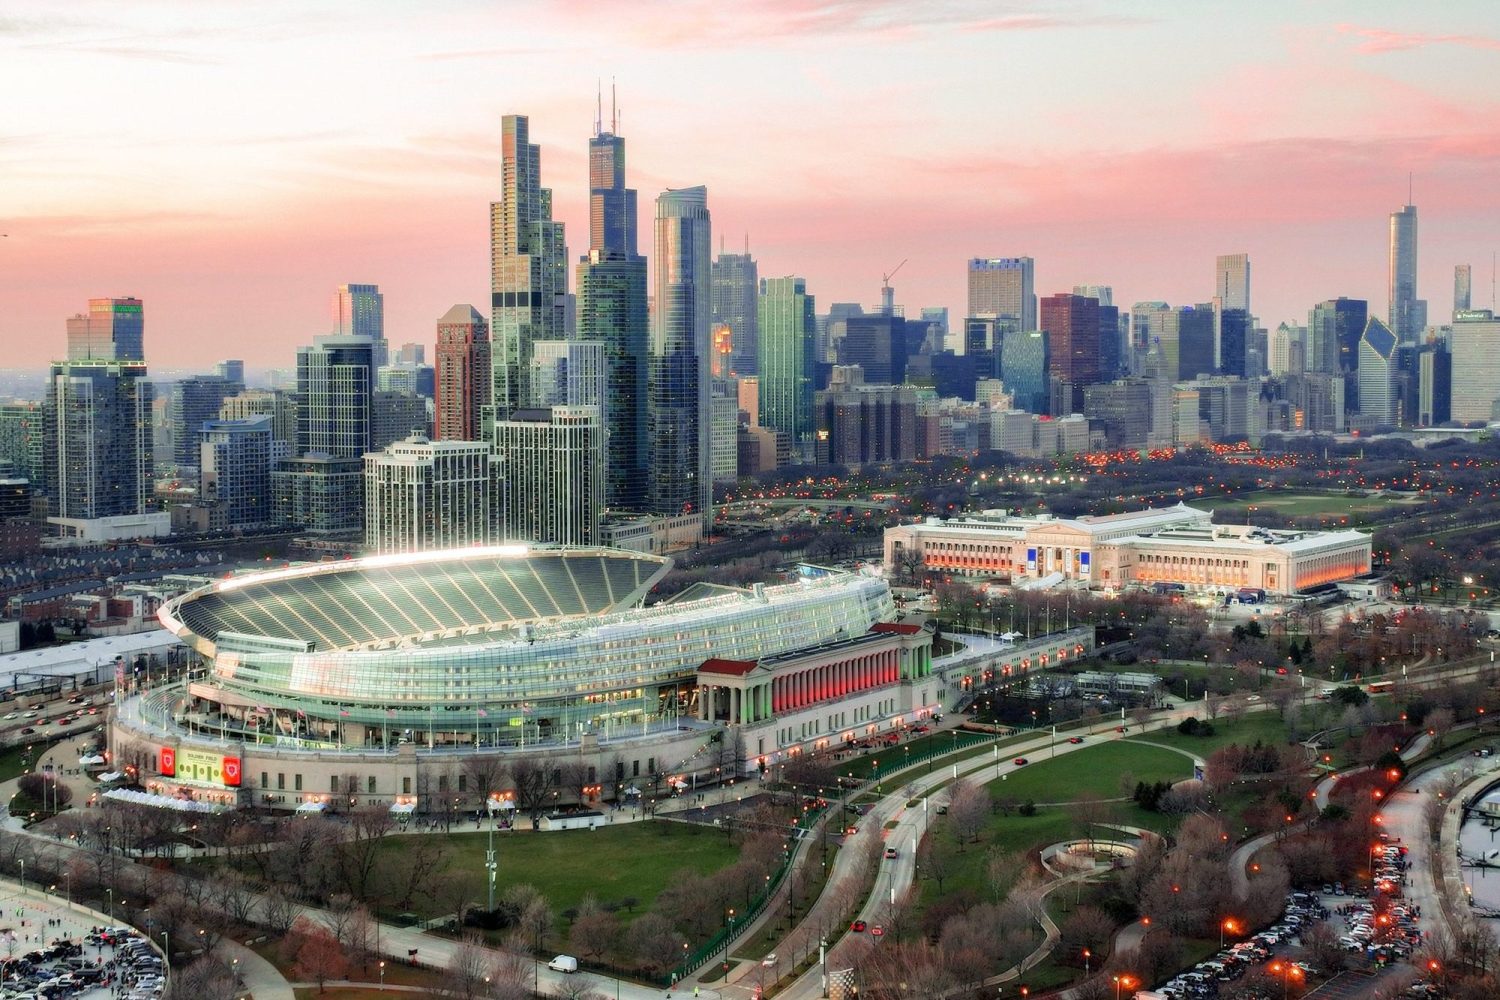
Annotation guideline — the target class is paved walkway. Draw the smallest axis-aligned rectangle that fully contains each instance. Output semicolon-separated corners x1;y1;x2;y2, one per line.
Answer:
221;938;295;1000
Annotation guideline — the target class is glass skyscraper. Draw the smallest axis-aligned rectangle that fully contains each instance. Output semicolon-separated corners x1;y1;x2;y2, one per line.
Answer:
43;360;154;519
712;248;759;376
66;297;144;362
757;276;816;453
577;114;649;511
333;284;386;367
1388;203;1422;341
1001;330;1050;414
650;186;712;529
489;115;567;429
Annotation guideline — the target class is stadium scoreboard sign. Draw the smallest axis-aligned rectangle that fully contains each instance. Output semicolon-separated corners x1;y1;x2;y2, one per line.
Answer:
159;747;241;786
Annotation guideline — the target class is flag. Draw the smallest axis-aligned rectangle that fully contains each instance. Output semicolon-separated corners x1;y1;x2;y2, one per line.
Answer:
386;709;396;718
339;709;350;717
477;709;488;718
295;709;306;718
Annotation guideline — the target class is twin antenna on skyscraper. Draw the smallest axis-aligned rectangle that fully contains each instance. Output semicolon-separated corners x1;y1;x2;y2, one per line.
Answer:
595;79;618;136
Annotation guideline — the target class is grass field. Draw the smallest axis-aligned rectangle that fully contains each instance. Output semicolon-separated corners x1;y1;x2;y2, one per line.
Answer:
1194;489;1424;522
1127;712;1291;756
0;737;67;783
837;729;1009;780
371;821;739;927
983;741;1196;803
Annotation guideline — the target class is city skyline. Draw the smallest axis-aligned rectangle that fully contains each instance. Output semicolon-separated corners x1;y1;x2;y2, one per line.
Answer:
3;1;1500;369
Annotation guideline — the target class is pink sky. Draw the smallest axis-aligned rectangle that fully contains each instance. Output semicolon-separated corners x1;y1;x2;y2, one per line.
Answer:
3;1;1499;371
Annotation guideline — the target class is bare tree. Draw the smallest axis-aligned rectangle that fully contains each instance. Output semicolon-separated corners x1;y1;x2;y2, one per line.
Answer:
569;896;619;962
263;891;297;936
945;779;990;848
508;756;559;820
623;912;686;977
448;932;492;1000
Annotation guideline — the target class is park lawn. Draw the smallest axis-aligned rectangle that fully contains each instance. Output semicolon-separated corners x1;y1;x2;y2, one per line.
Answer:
837;729;1011;781
372;821;739;925
1128;711;1291;757
0;737;67;783
983;742;1195;803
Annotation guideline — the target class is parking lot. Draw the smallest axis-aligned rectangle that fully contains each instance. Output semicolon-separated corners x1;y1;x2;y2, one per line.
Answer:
0;882;165;1000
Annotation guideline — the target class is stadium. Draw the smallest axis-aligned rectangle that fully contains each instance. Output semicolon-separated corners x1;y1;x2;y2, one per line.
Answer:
109;545;967;813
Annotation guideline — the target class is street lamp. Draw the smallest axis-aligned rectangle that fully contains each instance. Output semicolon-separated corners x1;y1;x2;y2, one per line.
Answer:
1112;974;1135;1000
1221;917;1239;949
1269;962;1303;1000
1082;948;1091;975
379;960;386;990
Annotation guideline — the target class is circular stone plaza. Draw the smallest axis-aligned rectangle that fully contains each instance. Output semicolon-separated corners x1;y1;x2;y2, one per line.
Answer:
107;545;1077;815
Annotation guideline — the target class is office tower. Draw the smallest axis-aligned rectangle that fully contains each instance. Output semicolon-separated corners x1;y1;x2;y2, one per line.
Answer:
333;284;387;367
1072;286;1113;308
65;297;144;362
710;376;739;483
270;335;374;533
650;186;712;528
434;304;491;442
1215;254;1250;313
42;360;154;519
712;246;759;376
219;389;296;459
963;318;1002;381
1083;380;1155;448
1177;306;1217;381
1308;297;1368;411
378;365;435;397
215;360;245;385
530;340;606;409
577;117;649;511
838;314;907;385
820;303;864;367
0;402;45;485
737;377;760;426
372;390;430;449
363;434;500;553
490;115;568;426
1218;309;1252;378
392;343;425;368
813;366;918;467
1417;345;1452;426
967;258;1035;330
1357;318;1399;425
1000;330;1049;413
1040;293;1101;387
295;336;374;459
199;417;273;529
1455;264;1473;314
1389;202;1422;341
1268;323;1306;377
170;374;242;470
493;407;603;545
757;276;816;451
1450;311;1500;422
920;307;950;351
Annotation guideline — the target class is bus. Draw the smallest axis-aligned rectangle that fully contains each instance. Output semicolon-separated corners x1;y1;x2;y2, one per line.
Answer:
1367;680;1396;695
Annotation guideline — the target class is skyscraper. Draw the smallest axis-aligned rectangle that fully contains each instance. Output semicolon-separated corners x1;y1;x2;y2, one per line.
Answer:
757;276;816;451
1072;285;1113;307
494;407;603;546
577;112;650;511
271;335;374;533
530;340;606;410
838;314;907;385
66;297;144;362
171;374;242;471
363;434;500;553
1388;202;1422;341
43;360;154;520
1177;306;1217;381
967;258;1036;331
1357;317;1399;425
434;304;490;442
1308;297;1368;411
1455;264;1473;314
1039;293;1100;388
1001;330;1050;414
333;284;386;366
490;115;567;427
200;417;273;530
650;186;712;529
1450;311;1500;423
1218;309;1252;378
1215;254;1250;313
712;246;759;376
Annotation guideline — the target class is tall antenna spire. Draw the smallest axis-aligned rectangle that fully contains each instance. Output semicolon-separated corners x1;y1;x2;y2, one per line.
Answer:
1408;171;1413;206
594;80;602;136
744;232;749;255
611;78;617;134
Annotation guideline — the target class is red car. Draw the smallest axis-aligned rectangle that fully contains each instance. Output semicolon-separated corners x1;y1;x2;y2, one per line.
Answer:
1013;757;1029;766
1068;736;1085;744
850;920;867;932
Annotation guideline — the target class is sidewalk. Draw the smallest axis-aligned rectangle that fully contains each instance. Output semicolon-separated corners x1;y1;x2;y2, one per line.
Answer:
221;938;295;1000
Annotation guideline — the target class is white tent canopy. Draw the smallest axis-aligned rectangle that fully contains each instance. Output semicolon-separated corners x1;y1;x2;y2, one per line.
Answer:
102;788;223;814
389;801;416;815
96;771;124;783
78;754;106;766
296;801;327;814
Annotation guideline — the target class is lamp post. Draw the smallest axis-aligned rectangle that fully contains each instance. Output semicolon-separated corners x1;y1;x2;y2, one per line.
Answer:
159;930;170;968
379;960;386;990
1220;917;1239;949
1083;948;1091;976
1112;974;1135;1000
16;859;22;895
106;887;113;919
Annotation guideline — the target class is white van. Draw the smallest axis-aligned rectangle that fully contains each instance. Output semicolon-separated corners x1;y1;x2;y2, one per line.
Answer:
547;955;579;974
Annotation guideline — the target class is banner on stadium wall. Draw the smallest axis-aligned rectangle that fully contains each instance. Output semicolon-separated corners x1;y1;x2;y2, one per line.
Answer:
177;748;242;787
159;747;176;776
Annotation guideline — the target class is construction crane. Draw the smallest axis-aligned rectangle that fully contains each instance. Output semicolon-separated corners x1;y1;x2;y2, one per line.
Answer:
881;258;907;315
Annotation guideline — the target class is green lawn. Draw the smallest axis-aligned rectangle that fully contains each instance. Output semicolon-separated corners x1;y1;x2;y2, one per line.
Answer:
1128;711;1292;756
1192;489;1422;520
0;737;67;783
837;729;1006;781
371;821;739;924
984;742;1195;803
